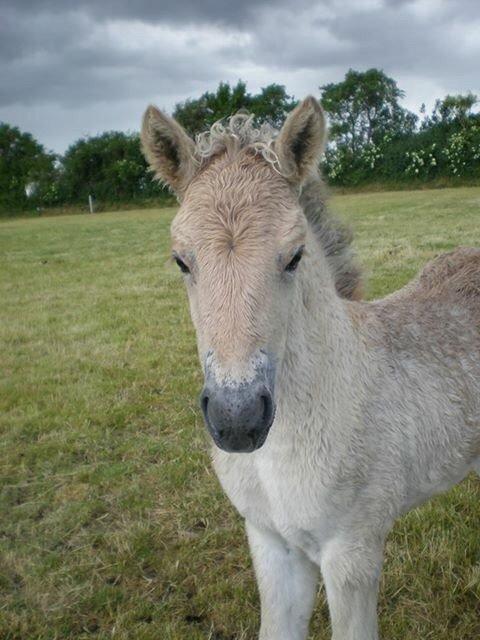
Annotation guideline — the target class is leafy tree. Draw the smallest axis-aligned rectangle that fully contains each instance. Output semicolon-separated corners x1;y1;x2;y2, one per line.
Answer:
422;93;478;129
248;83;298;128
59;131;166;204
320;69;417;153
0;123;57;211
173;81;297;136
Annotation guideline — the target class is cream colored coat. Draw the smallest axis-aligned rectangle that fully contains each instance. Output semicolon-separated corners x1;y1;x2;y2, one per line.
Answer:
141;97;480;640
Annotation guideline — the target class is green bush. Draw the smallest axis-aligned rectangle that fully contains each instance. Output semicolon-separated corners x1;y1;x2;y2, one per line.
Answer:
58;131;170;205
0;123;58;213
323;115;480;186
2;78;480;216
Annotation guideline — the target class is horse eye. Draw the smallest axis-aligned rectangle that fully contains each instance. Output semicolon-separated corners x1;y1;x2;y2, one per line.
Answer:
285;246;304;273
174;256;190;274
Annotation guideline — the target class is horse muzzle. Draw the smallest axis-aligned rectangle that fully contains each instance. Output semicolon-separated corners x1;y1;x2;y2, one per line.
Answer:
200;352;276;453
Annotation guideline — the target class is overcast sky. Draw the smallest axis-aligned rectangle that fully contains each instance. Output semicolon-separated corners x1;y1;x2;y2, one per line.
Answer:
1;0;479;154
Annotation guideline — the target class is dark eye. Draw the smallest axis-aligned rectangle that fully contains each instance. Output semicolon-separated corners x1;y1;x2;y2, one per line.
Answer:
174;256;190;274
285;246;304;273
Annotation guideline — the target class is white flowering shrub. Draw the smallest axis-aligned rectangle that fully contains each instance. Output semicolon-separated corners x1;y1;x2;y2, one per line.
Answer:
360;143;383;170
323;146;350;181
443;125;480;176
322;119;480;185
404;144;438;178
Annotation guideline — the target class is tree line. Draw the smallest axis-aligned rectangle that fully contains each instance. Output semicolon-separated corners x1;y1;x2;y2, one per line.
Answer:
1;70;479;214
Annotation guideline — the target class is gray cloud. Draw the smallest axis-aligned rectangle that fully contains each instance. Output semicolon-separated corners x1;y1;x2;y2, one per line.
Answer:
0;0;479;153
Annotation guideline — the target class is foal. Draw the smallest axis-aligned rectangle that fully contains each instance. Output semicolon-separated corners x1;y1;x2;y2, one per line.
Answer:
141;97;480;640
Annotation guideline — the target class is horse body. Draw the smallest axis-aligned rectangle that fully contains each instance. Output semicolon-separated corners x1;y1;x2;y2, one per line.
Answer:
211;243;480;639
141;96;480;640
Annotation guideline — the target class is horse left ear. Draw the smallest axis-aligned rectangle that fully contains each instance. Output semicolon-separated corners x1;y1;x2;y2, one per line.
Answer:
141;105;196;199
275;96;327;184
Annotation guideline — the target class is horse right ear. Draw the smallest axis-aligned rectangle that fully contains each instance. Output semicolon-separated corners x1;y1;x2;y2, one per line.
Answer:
141;106;196;199
275;96;327;185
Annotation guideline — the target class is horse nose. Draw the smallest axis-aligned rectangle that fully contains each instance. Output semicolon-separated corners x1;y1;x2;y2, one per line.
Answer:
200;382;275;453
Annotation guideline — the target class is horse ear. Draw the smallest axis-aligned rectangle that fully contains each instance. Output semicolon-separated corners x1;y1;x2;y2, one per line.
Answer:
275;96;327;184
141;105;196;198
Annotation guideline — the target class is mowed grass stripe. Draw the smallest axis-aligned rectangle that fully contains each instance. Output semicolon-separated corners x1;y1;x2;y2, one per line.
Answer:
0;188;479;639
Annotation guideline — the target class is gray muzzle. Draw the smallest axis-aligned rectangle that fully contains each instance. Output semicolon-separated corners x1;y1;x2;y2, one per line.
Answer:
200;352;276;453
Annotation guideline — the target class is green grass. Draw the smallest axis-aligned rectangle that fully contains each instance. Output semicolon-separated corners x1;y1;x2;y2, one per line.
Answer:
1;187;479;639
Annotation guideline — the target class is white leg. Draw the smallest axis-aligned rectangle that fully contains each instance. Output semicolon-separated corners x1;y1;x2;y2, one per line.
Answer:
246;521;319;640
320;536;384;640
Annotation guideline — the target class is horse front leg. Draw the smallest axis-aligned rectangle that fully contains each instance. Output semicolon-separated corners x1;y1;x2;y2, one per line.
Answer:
320;535;384;640
246;522;319;640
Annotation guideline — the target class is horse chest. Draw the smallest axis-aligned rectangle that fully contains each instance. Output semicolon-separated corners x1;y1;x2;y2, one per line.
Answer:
213;448;338;551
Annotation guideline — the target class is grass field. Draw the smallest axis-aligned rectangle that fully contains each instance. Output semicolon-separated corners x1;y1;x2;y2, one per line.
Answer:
1;187;480;640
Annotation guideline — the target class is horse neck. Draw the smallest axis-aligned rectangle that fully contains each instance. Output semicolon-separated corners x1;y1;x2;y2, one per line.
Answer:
276;230;365;437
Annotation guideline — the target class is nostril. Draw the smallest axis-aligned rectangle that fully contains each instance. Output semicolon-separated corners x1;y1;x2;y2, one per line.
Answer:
261;394;273;424
201;394;209;417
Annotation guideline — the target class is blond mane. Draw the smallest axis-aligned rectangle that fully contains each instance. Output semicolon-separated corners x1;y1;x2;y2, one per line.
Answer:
194;113;284;174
